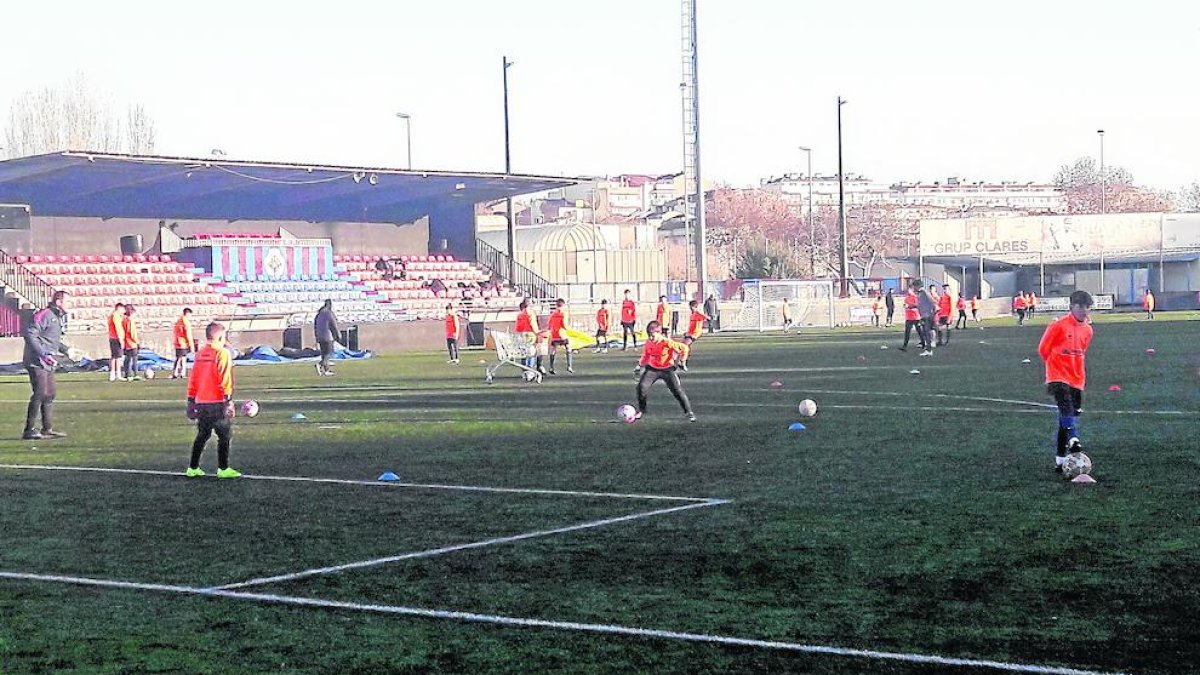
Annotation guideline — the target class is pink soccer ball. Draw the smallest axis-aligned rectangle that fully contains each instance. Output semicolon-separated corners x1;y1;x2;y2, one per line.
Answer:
616;404;638;423
241;400;260;418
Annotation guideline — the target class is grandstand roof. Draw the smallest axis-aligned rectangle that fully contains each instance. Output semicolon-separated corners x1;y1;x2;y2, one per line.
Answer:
0;152;577;224
478;222;609;252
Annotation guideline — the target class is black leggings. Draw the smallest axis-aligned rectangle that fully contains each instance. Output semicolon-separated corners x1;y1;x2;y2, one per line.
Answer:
902;319;927;349
24;366;56;434
446;338;459;360
191;405;233;470
622;322;637;349
637;367;692;414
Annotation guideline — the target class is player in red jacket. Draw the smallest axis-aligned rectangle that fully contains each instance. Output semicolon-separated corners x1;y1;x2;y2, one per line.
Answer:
1038;291;1094;473
633;320;694;422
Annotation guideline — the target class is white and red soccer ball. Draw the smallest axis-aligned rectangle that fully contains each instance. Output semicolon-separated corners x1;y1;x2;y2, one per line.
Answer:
616;404;637;423
241;400;260;418
798;399;818;417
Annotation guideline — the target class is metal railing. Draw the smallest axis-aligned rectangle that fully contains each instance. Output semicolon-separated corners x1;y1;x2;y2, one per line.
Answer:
0;248;55;310
475;238;558;300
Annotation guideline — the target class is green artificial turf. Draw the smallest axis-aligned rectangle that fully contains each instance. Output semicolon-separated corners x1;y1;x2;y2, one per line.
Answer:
1;313;1197;674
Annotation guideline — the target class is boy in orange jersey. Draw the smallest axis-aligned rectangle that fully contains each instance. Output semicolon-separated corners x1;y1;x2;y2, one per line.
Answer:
1142;288;1155;320
594;299;612;354
678;299;709;372
655;295;669;335
970;295;981;323
1028;292;1038;318
121;305;141;380
444;304;461;364
870;296;880;328
935;284;953;346
514;299;539;370
1038;291;1094;474
900;281;923;352
171;308;195;379
955;294;968;330
620;289;638;350
1013;292;1027;326
107;302;126;382
547;298;573;374
632;320;694;422
186;322;241;479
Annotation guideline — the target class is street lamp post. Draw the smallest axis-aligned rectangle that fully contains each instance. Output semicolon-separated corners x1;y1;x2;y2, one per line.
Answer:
1097;129;1106;214
836;96;848;297
503;56;516;284
395;113;412;170
798;146;813;276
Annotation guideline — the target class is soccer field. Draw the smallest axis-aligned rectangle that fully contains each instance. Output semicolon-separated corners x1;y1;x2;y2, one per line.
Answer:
2;314;1197;674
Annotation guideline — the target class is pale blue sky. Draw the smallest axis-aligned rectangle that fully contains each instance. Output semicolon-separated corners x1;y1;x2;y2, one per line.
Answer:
4;0;1198;189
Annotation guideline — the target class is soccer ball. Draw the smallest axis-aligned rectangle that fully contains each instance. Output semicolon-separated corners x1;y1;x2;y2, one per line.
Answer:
143;367;155;380
798;399;817;417
1061;452;1092;479
241;400;260;418
616;404;638;423
522;370;538;383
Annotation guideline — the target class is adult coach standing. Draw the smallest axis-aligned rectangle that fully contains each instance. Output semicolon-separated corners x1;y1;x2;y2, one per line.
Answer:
314;299;339;376
22;291;69;440
884;288;896;327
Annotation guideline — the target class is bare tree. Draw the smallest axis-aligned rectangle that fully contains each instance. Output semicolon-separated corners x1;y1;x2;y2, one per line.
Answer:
1053;157;1171;214
1177;182;1200;212
125;104;157;155
4;74;155;157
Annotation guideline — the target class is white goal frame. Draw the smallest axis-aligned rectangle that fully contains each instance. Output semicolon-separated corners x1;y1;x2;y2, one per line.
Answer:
721;279;835;332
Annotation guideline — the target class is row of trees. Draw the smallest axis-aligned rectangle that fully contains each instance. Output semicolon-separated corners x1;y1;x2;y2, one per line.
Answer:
3;74;156;158
704;160;1198;280
705;188;916;280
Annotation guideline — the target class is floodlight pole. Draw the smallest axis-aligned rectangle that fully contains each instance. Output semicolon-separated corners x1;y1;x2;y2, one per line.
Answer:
798;146;813;275
1097;129;1106;214
837;97;848;297
503;56;516;285
396;113;412;170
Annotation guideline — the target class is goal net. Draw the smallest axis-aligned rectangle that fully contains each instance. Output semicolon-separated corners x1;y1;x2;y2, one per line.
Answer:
720;279;835;331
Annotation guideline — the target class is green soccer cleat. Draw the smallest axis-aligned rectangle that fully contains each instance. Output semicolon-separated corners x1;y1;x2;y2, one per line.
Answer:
216;467;243;479
185;467;205;478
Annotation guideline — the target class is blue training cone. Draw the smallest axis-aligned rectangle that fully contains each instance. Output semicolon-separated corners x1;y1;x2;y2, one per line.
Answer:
378;472;400;482
291;413;307;420
788;422;807;432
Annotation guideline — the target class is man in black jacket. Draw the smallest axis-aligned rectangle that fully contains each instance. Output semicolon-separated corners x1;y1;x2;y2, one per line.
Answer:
22;291;69;440
314;299;339;376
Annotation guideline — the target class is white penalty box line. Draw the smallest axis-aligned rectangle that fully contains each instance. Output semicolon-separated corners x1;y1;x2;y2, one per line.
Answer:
0;571;1125;675
0;464;727;591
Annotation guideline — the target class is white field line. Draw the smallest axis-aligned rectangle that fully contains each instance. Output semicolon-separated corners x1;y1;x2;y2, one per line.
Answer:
211;500;725;591
0;464;715;503
746;389;1194;415
0;571;1124;675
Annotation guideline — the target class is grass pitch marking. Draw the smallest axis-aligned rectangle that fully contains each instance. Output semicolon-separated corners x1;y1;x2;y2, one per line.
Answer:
0;463;713;502
0;571;1125;675
211;499;725;591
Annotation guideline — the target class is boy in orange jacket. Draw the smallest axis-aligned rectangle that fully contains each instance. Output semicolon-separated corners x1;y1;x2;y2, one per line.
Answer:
1038;291;1094;473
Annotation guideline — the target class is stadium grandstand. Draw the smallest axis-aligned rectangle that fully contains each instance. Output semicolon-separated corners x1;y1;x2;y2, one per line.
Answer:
0;152;576;353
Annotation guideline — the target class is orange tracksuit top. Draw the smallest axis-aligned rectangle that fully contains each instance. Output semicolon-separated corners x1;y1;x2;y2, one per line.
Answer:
596;308;611;332
686;310;708;338
108;310;126;342
188;343;234;404
621;300;636;323
639;337;689;370
548;309;567;340
1038;314;1093;390
173;316;194;350
444;313;460;339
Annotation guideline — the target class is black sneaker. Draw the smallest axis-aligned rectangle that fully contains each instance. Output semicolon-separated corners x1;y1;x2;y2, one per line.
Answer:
547;369;556;375
22;431;42;440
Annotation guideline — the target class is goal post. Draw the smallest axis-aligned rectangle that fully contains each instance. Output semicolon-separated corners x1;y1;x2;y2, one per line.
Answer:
721;279;835;332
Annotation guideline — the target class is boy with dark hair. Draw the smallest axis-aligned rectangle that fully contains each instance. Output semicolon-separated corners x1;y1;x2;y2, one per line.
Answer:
121;305;140;380
515;298;539;370
936;284;953;346
444;304;461;364
186;322;241;479
172;308;194;379
22;291;69;440
594;299;611;354
884;288;895;327
955;294;968;330
900;281;922;352
547;298;573;374
655;295;669;334
1038;290;1094;473
679;299;708;372
1013;292;1028;325
917;282;937;356
620;289;637;350
970;296;980;322
107;302;125;382
632;320;694;422
1142;288;1155;320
